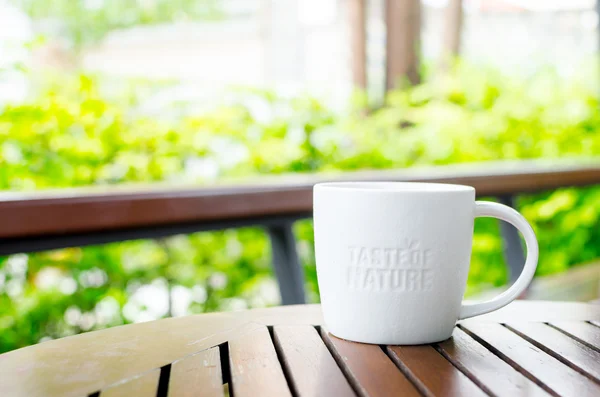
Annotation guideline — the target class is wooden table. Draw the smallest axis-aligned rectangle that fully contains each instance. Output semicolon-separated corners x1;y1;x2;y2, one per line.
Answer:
1;301;599;397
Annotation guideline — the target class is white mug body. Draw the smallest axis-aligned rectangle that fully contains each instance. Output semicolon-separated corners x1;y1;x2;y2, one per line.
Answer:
314;182;476;345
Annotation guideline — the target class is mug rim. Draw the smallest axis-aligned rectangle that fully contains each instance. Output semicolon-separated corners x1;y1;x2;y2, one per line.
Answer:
314;181;475;193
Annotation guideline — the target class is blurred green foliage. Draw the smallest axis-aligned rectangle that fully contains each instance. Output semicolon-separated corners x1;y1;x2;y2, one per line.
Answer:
11;0;223;47
1;64;600;352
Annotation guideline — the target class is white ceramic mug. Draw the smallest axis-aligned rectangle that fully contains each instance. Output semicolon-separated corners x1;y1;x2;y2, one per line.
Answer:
313;182;538;345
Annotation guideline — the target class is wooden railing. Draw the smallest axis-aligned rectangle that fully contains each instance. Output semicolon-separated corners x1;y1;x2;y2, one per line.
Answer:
1;159;599;304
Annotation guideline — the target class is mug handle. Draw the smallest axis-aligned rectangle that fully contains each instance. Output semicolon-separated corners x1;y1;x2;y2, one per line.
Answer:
459;201;539;319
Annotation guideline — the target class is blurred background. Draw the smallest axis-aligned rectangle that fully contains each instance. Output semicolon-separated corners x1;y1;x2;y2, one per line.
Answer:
1;0;600;353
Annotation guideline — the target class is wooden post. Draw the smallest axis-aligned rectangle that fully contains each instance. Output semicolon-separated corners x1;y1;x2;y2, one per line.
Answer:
385;0;421;90
440;0;463;69
349;0;367;89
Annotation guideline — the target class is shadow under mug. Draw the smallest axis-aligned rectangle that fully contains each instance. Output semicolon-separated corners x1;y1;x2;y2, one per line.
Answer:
313;182;538;345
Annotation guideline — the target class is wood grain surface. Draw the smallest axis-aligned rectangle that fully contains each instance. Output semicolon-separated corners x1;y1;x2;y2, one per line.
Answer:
507;322;600;382
550;321;600;353
273;326;355;397
228;326;291;397
437;327;550;397
100;369;161;397
321;330;421;397
0;302;599;397
168;347;223;397
462;323;600;397
387;345;487;396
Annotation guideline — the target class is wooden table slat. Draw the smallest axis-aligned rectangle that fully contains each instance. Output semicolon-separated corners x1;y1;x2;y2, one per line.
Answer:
462;323;600;397
100;369;161;397
507;322;600;382
437;327;551;397
168;346;223;397
551;322;600;352
273;326;355;397
320;330;421;397
386;345;487;397
228;326;292;397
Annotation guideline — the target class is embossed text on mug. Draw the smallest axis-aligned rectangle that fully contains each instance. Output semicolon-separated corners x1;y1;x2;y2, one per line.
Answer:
347;239;434;292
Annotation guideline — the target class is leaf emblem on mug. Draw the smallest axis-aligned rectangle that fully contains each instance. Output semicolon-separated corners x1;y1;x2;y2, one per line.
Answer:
347;239;434;292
